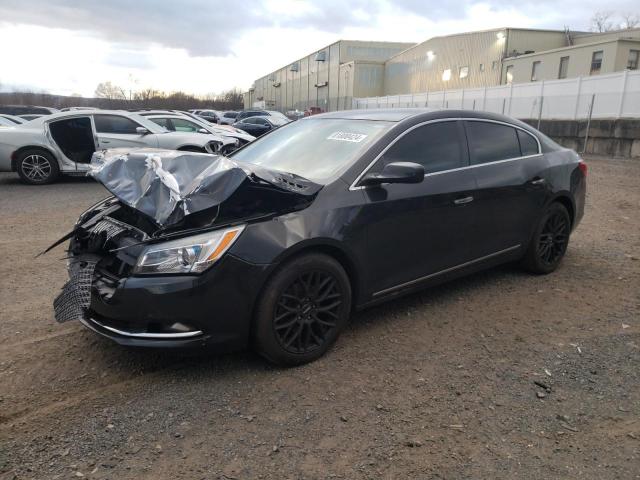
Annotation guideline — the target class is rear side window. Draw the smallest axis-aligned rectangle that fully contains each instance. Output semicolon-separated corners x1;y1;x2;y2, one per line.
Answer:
381;121;465;174
150;118;172;130
94;115;140;134
171;118;200;132
517;129;539;156
465;121;521;165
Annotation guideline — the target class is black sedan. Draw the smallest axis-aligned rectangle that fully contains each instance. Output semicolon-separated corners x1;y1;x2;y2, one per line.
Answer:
54;109;586;366
233;115;289;137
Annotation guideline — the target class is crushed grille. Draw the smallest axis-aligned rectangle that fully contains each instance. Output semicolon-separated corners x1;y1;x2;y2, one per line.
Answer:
90;218;127;244
53;257;98;323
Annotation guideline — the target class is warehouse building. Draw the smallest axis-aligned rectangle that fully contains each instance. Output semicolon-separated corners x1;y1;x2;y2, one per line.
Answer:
244;28;640;112
243;40;415;112
383;28;571;95
502;28;640;84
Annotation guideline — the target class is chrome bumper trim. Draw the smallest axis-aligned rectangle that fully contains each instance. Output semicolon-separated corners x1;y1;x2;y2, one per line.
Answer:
80;317;203;339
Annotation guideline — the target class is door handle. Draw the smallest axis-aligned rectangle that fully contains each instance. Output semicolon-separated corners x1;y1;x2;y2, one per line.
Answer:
454;196;474;205
530;177;546;185
101;140;111;144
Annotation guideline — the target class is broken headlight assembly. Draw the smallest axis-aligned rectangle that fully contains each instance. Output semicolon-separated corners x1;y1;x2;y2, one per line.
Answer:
134;225;245;275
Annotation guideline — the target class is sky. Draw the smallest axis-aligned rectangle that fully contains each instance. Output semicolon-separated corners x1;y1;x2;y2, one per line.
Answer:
0;0;637;97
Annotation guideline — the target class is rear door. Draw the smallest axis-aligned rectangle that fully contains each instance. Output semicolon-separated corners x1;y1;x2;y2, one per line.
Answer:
93;114;157;149
359;120;479;297
464;120;549;257
47;116;97;170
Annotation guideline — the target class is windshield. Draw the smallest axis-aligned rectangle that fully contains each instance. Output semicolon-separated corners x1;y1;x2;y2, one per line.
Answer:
232;118;391;182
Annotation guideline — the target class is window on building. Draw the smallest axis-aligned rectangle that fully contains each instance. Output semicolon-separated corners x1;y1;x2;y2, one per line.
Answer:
380;121;464;174
459;66;469;79
479;63;485;72
505;65;514;84
442;69;452;81
627;50;639;70
492;61;498;71
465;121;521;165
531;61;541;81
590;51;603;75
558;56;570;79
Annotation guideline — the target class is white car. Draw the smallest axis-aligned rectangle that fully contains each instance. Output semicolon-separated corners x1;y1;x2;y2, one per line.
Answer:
0;114;26;125
218;111;239;125
136;111;255;153
0;110;229;184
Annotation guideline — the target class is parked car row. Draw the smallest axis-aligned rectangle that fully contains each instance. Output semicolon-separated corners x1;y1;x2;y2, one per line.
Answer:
0;106;303;184
0;109;249;184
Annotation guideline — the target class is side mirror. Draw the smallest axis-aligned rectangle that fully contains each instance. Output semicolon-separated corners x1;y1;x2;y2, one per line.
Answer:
198;128;208;134
359;161;425;187
136;127;149;135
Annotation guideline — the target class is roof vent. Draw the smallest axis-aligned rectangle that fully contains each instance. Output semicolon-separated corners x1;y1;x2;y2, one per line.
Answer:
314;51;327;62
290;62;299;72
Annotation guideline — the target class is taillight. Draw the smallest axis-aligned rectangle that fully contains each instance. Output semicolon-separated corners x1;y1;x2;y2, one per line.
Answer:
578;160;587;177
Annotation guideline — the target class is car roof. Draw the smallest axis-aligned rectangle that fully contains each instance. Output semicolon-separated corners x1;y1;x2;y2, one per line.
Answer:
21;109;166;133
310;108;540;127
315;108;438;122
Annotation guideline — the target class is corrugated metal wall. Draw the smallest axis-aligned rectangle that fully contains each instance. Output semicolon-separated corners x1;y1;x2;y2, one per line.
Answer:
248;40;414;112
383;29;508;95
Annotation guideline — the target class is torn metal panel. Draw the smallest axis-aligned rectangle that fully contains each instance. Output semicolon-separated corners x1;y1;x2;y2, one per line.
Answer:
88;149;322;229
89;148;249;227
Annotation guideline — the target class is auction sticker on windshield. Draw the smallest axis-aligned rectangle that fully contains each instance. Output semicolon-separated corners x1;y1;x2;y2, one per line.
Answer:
327;132;368;143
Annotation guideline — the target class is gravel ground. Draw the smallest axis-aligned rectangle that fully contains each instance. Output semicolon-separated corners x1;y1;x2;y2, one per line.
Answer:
0;156;638;480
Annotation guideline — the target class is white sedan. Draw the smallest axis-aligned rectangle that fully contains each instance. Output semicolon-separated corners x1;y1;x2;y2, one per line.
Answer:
136;111;255;153
0;110;230;184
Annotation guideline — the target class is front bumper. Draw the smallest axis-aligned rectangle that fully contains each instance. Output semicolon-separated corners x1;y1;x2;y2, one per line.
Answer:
83;254;272;350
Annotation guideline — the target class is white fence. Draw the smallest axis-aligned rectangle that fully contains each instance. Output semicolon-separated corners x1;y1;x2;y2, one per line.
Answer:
353;70;640;120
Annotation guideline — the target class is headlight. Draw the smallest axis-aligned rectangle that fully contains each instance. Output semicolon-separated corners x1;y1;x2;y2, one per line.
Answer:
134;225;245;275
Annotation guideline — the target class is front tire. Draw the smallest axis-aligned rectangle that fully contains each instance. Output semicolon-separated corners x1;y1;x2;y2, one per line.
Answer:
522;202;571;274
16;149;60;185
253;253;352;366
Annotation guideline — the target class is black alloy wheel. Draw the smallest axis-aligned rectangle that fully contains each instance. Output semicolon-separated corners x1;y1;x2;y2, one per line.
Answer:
253;253;351;366
522;202;571;274
537;210;570;266
274;270;343;354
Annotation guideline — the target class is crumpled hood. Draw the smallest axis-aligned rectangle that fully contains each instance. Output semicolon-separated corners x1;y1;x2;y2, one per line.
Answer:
88;148;322;228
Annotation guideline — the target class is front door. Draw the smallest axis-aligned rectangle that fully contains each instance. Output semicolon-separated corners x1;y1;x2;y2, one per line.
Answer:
358;120;479;297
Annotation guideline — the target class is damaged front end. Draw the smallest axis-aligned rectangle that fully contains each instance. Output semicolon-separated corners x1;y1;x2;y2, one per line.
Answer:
51;148;322;341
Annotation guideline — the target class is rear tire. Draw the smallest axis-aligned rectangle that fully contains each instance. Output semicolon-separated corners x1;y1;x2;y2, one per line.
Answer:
253;253;351;366
16;149;60;185
522;202;571;274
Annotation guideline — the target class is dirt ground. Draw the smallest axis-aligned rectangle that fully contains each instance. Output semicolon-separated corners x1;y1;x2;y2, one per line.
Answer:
0;156;638;480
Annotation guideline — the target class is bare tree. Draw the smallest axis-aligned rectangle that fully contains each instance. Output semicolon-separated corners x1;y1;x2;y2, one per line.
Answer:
590;11;615;32
94;81;127;100
620;12;640;29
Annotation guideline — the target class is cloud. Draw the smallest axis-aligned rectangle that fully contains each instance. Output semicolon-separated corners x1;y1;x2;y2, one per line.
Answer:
1;0;639;97
1;0;638;59
0;0;267;57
